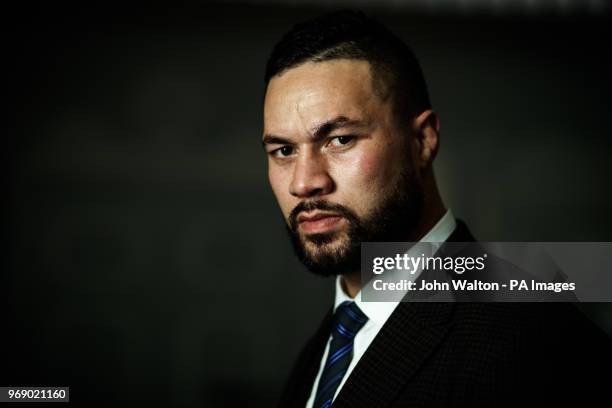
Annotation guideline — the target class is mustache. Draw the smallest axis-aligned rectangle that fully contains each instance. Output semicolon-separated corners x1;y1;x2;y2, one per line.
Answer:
288;199;359;232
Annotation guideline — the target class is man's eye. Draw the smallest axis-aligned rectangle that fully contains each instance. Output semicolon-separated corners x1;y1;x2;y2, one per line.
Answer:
330;136;355;147
273;146;294;157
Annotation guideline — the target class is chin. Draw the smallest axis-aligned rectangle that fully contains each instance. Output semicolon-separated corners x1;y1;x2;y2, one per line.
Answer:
302;233;355;266
302;230;347;251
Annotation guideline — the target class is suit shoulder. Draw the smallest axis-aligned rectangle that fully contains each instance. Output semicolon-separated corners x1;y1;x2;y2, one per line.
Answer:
448;302;610;357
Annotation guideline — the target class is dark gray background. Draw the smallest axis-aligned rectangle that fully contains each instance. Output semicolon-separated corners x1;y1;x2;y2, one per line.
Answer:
5;2;611;407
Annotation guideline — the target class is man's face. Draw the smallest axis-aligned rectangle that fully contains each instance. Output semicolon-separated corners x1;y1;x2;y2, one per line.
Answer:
263;59;424;276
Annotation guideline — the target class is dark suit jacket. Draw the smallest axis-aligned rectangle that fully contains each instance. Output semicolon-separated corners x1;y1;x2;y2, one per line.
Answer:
278;221;612;407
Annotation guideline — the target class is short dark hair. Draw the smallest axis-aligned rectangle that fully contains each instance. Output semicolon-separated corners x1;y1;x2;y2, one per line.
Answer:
264;9;432;124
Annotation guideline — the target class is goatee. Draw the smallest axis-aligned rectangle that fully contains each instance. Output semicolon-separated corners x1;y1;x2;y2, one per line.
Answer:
285;170;424;277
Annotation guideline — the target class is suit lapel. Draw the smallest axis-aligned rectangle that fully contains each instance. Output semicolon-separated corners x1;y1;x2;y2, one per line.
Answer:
331;219;474;407
447;219;476;243
332;302;454;408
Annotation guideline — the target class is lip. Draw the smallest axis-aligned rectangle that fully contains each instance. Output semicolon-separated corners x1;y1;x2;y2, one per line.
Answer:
298;212;343;234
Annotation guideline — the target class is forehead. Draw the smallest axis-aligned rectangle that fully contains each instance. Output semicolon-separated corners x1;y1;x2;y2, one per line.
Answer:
264;60;386;137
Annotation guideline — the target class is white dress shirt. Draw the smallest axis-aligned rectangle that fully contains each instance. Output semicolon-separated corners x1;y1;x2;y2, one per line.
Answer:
305;210;457;408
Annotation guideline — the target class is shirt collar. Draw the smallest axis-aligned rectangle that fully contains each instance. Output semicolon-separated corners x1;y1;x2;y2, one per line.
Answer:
333;209;457;325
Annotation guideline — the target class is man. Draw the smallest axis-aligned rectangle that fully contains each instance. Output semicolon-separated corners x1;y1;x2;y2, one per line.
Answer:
262;10;610;408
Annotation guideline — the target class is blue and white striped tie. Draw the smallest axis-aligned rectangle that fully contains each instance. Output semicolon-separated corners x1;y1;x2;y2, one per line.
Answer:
313;301;368;408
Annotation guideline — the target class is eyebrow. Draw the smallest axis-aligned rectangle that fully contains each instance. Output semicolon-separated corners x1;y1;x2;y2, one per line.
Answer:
261;134;293;147
311;115;368;138
262;115;369;148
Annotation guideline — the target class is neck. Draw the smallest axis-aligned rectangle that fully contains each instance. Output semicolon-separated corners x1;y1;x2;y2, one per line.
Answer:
341;175;446;299
408;175;447;242
341;272;362;299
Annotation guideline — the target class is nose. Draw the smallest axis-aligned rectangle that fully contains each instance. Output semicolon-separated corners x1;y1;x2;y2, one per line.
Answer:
289;150;334;198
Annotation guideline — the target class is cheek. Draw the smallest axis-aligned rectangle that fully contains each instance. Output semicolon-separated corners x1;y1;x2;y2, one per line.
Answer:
357;155;380;177
352;151;390;187
338;144;405;212
268;167;293;216
334;153;389;212
355;136;412;186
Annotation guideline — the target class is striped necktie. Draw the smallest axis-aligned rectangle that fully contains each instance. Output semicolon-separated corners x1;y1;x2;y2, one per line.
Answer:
313;301;368;408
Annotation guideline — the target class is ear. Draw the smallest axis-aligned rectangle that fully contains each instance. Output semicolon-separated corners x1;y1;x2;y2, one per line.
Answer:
411;109;440;169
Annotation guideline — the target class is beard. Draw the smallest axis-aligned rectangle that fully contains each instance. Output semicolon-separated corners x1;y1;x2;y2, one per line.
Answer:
284;168;424;277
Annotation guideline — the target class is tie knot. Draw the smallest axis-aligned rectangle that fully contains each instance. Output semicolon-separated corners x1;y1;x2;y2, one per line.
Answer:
331;301;368;340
